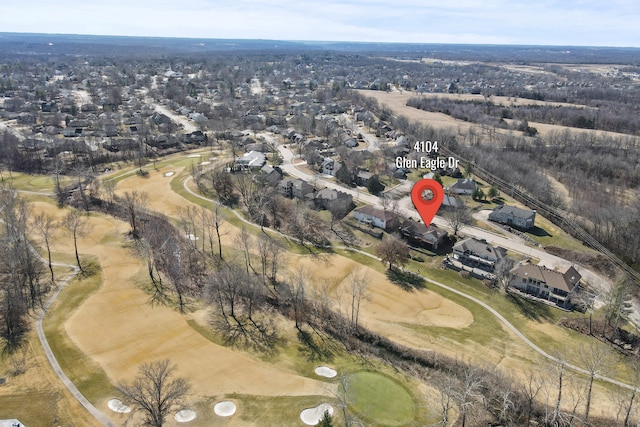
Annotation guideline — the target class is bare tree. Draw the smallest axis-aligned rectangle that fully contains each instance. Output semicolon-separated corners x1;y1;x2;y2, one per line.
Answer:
329;373;354;427
442;203;472;237
346;268;369;330
0;242;29;354
494;257;515;292
288;268;308;331
31;212;57;282
116;359;191;427
602;278;634;338
520;367;544;426
374;235;409;271
436;372;457;427
102;179;116;209
205;263;276;350
256;234;283;287
212;204;226;260
454;365;485;427
578;342;614;422
236;227;254;274
61;208;87;272
122;190;149;239
210;170;235;206
548;350;569;426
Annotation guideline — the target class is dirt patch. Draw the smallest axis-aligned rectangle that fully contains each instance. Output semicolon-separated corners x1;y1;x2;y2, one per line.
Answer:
115;166;192;218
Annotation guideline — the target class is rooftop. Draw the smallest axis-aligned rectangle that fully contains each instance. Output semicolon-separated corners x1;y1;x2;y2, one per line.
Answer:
512;261;581;292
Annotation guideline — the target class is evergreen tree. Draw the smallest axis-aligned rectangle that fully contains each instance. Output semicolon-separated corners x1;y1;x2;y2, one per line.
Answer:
366;174;385;195
471;187;484;201
488;185;499;200
433;172;443;187
318;409;333;427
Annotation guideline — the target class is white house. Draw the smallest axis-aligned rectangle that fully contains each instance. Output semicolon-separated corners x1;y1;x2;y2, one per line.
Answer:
353;205;400;231
446;178;477;195
235;150;266;170
488;205;536;230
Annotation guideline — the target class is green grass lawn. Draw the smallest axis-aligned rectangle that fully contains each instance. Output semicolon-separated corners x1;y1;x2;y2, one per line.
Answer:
348;371;416;426
0;170;71;193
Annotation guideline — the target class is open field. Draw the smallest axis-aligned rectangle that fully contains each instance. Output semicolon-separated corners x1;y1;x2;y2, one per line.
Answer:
359;89;640;142
408;92;592;109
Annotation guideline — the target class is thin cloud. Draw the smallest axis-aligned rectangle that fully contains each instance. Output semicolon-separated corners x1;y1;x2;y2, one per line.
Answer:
0;0;638;46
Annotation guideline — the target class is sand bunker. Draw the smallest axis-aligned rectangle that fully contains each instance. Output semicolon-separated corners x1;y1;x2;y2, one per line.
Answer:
164;171;175;177
214;401;237;417
200;161;211;165
175;409;197;422
107;398;132;413
300;403;334;425
186;154;201;158
314;366;337;378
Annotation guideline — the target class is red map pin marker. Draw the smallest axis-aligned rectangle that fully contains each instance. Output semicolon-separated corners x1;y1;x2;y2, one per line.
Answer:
411;179;444;226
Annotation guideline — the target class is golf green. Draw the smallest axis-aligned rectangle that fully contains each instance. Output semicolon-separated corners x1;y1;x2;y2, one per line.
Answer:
348;371;416;425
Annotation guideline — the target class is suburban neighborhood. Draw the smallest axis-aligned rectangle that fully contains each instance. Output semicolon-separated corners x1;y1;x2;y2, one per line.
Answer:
0;32;639;427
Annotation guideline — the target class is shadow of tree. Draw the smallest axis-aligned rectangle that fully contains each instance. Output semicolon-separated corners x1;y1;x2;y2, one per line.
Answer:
297;328;335;362
507;293;554;322
385;268;426;290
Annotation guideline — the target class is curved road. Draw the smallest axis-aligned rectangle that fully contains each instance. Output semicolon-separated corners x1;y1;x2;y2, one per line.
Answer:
180;173;633;390
275;144;609;292
3;198;116;427
16;146;631;427
35;263;116;427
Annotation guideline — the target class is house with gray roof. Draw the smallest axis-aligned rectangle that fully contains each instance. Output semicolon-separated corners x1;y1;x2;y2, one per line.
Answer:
278;179;314;199
353;205;400;231
452;237;506;272
235;150;266;170
314;188;354;216
321;157;342;176
446;178;477;195
488;205;536;230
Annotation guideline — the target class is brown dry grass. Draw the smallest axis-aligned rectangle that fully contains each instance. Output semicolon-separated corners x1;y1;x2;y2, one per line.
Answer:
16;163;626;423
359;89;640;142
24;199;324;424
0;336;102;426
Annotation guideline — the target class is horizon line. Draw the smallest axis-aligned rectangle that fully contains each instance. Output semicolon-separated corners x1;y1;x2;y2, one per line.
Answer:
1;31;639;50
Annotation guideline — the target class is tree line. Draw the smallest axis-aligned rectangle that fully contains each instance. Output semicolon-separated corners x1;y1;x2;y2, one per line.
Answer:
407;95;640;136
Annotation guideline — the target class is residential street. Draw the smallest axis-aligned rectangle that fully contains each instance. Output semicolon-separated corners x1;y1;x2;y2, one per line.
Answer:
275;142;623;319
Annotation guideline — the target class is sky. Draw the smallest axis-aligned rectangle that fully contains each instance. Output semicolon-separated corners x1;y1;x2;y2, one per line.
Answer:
2;0;639;47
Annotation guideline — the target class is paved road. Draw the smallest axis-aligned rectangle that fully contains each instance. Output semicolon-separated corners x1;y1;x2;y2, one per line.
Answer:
151;102;198;133
0;206;116;427
339;114;380;152
179;173;633;391
277;144;596;273
35;263;116;427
